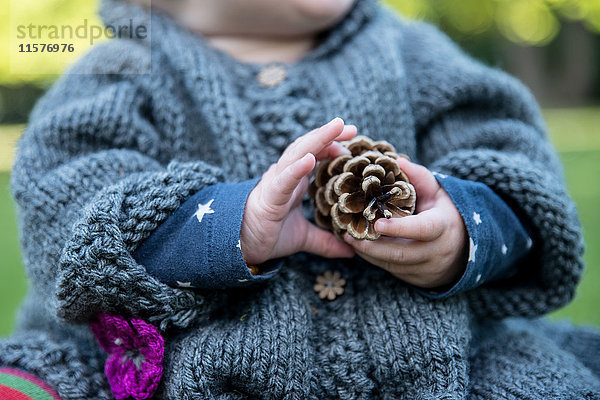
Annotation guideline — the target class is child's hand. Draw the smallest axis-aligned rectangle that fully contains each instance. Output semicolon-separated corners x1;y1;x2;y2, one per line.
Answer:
344;158;468;289
240;118;357;266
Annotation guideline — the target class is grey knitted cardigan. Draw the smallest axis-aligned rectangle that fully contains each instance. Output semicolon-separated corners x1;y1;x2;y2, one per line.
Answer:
2;0;599;398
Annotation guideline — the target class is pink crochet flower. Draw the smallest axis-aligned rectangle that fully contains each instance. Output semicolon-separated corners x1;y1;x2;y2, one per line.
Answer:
90;313;164;400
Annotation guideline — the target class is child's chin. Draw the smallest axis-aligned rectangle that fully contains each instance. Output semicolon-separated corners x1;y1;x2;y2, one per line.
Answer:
292;0;356;26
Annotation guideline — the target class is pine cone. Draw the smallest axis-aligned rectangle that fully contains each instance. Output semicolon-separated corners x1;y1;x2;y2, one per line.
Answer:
308;136;416;241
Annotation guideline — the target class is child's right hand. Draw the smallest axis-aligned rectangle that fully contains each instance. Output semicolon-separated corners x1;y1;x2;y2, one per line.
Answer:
240;118;357;266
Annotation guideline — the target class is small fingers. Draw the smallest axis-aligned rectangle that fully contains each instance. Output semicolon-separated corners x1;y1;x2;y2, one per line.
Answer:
344;234;430;265
289;175;310;207
374;209;445;242
314;127;356;160
305;120;356;144
302;224;355;259
353;251;407;275
333;123;358;142
263;153;315;209
396;157;440;201
278;118;354;170
355;251;436;287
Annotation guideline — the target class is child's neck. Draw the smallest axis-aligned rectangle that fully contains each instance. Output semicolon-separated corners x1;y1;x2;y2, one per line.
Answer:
204;34;317;65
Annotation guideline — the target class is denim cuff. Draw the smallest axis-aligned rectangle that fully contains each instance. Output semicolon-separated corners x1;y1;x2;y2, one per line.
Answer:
416;173;532;299
134;178;282;289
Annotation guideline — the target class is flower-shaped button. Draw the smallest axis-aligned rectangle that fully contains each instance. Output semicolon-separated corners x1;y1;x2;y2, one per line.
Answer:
90;314;164;400
314;270;346;301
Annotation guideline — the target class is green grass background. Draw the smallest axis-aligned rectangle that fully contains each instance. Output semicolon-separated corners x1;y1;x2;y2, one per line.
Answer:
1;109;599;336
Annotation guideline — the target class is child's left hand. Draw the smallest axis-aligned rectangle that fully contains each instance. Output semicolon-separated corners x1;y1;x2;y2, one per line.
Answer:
344;158;468;290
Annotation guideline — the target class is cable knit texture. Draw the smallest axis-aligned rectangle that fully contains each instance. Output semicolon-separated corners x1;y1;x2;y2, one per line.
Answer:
1;0;598;398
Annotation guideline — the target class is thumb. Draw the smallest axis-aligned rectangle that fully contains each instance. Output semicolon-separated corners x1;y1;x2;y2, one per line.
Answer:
396;157;440;201
301;223;355;259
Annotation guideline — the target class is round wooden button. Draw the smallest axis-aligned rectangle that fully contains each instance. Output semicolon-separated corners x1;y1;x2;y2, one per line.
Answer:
257;65;287;87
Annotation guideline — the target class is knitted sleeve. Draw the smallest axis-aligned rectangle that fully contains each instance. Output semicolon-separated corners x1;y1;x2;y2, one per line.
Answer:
399;21;584;318
11;41;232;330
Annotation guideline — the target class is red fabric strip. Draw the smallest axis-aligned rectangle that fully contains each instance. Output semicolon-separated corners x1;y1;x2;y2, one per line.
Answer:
0;368;62;400
0;384;35;400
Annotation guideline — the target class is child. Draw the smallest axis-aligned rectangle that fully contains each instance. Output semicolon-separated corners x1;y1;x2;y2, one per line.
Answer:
1;0;599;398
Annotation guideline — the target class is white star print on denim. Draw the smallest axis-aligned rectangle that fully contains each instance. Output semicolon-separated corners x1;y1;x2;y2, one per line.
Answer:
473;212;482;225
194;199;215;223
468;237;477;263
501;244;508;255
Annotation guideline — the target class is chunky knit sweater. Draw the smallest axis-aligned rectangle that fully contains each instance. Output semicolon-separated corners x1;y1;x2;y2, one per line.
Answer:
2;0;599;398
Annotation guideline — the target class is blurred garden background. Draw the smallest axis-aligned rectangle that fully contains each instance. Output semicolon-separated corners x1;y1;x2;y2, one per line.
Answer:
0;0;599;336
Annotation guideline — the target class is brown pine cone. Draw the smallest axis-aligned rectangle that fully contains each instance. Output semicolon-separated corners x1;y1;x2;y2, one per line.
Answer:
308;136;416;241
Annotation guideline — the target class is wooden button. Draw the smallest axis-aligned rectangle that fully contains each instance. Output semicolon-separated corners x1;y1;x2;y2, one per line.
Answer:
257;65;287;87
314;270;346;301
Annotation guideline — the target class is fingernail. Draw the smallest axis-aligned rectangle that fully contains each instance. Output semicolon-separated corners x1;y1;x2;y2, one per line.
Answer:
397;156;412;166
328;117;344;126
